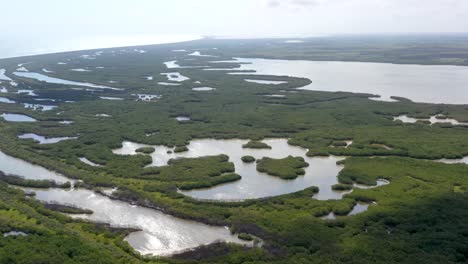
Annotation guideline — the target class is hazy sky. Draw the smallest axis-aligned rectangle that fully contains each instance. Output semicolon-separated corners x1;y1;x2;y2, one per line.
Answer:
1;0;467;58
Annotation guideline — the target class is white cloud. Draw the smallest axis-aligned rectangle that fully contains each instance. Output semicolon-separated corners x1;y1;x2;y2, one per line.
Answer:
0;0;467;58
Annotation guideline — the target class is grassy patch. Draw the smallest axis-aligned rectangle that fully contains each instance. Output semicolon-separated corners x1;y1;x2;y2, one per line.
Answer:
43;203;93;214
0;172;71;189
135;146;155;154
256;156;309;179
242;141;271;149
332;183;353;191
241;156;256;163
174;146;189;153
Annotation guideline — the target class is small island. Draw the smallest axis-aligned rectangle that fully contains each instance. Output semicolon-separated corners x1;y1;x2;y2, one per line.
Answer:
135;146;156;154
242;140;271;149
174;145;189;153
331;183;353;191
241;155;256;163
0;172;71;189
256;156;309;179
44;204;93;214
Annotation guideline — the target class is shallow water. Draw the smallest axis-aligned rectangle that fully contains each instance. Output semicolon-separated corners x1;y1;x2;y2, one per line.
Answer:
284;40;305;43
0;149;249;256
158;82;181;86
188;51;217;57
348;203;371;215
0;150;68;183
113;139;347;201
1;113;37;122
160;72;190;82
3;231;28;237
100;96;124;101
353;179;390;189
96;113;111;117
394;115;468;125
17;89;37;96
321;202;371;220
0;69;12;81
164;61;180;69
192;87;215;91
437;156;468;164
28;188;250;256
18;133;76;144
175;116;191;122
0;97;15;104
23;103;57;111
79;157;102;167
59;120;74;125
245;79;287;85
13;71;122;90
225;58;468;104
70;68;92;72
368;96;399;102
264;94;286;98
135;94;161;101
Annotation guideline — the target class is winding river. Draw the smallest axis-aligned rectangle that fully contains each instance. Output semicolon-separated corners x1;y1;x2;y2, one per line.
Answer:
0;150;250;256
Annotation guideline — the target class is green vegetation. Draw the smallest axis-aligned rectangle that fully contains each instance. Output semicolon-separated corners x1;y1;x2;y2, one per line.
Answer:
0;36;468;263
0;172;71;189
242;141;271;149
256;156;309;179
179;173;241;191
237;233;254;241
135;146;155;154
331;183;353;191
0;182;145;264
43;203;93;214
330;141;349;147
212;34;468;66
241;155;256;163
174;146;189;153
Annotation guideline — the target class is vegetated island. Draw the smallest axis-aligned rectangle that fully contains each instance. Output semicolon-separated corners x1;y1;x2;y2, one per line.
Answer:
135;146;155;154
256;156;309;179
241;156;256;163
242;140;271;149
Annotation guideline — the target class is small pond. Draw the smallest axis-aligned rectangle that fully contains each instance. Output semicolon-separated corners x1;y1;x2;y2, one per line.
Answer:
0;97;15;104
192;87;216;91
1;113;37;122
18;133;77;144
0;69;12;81
160;72;190;82
394;115;468;125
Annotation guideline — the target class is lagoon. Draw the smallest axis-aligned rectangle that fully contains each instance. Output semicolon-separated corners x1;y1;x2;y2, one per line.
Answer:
113;139;350;201
13;71;123;90
227;58;468;104
1;113;37;122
